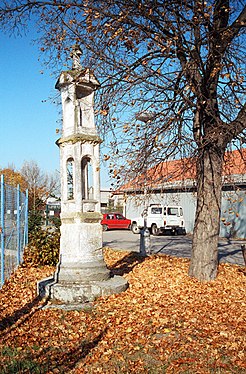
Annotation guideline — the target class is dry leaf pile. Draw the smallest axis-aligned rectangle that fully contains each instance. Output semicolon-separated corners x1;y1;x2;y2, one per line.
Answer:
0;248;245;373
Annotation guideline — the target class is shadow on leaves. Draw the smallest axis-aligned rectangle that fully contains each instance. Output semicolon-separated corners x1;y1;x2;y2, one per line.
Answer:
0;296;46;333
37;329;107;372
108;252;146;276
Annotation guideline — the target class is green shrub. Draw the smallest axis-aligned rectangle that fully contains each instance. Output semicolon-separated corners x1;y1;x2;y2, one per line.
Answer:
24;228;60;266
28;210;43;234
48;216;61;230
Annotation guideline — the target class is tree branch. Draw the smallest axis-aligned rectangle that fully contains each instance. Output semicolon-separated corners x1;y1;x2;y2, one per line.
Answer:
222;102;246;145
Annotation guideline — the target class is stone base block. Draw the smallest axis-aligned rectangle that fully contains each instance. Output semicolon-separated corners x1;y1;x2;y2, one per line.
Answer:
37;275;128;306
56;259;111;283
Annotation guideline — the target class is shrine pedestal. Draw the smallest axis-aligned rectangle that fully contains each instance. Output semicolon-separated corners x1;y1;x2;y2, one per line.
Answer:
38;274;128;304
38;212;128;306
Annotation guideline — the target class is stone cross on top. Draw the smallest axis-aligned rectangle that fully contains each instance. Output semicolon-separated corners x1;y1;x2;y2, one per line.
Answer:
71;44;82;69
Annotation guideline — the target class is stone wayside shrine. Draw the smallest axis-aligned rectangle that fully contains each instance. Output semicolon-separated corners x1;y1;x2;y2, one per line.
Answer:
38;46;128;306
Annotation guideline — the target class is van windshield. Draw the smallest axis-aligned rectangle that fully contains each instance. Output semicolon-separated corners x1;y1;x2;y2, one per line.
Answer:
167;207;179;216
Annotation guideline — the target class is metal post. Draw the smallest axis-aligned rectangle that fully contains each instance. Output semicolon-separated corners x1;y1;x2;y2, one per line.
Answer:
1;175;5;286
241;244;246;266
135;111;153;256
140;128;150;256
45;204;49;226
24;189;28;247
17;184;21;265
140;206;151;256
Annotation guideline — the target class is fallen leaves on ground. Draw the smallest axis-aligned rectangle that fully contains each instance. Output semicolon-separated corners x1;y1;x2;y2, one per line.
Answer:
0;248;245;373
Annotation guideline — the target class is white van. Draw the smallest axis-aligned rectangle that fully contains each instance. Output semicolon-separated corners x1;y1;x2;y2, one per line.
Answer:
131;204;186;236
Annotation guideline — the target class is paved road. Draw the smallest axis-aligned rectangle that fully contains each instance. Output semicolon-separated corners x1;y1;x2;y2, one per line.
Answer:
103;230;246;267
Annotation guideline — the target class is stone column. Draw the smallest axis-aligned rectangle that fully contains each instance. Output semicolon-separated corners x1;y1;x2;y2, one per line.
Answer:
38;46;128;306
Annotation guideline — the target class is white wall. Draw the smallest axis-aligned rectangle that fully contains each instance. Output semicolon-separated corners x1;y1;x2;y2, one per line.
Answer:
125;189;246;238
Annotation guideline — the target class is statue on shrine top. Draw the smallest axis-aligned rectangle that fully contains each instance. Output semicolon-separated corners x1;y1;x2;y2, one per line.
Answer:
56;44;100;89
71;44;82;70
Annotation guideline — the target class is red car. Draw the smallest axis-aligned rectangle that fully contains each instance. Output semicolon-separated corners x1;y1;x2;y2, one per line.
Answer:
101;213;131;231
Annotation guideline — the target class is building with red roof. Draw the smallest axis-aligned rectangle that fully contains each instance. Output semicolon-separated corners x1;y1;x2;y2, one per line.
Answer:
119;148;246;193
116;149;246;238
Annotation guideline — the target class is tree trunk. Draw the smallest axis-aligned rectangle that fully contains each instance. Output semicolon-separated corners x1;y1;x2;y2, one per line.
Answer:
189;146;224;281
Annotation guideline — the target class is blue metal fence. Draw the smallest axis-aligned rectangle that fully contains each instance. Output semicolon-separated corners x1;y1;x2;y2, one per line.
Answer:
0;175;28;287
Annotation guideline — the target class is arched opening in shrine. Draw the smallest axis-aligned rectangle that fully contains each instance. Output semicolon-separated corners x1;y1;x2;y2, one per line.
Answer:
81;156;94;200
66;158;74;200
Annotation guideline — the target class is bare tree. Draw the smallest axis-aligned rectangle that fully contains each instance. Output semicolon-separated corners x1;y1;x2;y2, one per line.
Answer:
21;160;59;211
0;0;245;280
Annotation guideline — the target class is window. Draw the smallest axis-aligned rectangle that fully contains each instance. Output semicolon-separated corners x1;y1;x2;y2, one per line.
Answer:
81;156;93;200
151;207;162;214
167;207;179;216
115;214;124;220
107;214;114;220
66;158;74;200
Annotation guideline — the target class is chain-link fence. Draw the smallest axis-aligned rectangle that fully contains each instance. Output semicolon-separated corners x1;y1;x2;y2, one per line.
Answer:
0;175;28;287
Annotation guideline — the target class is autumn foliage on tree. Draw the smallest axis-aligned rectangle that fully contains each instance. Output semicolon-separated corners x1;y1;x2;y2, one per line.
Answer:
0;167;27;190
0;0;245;280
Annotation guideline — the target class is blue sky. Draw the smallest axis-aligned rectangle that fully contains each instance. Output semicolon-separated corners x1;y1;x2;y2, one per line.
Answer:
0;32;110;188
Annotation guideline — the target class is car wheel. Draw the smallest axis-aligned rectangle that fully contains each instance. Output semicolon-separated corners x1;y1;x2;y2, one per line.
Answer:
131;223;140;234
102;225;108;231
151;224;160;236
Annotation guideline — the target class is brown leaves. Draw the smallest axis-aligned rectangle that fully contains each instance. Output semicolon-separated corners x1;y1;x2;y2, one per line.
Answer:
0;249;245;373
